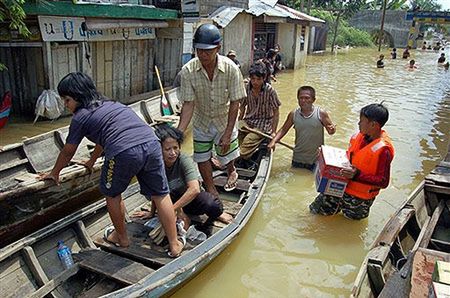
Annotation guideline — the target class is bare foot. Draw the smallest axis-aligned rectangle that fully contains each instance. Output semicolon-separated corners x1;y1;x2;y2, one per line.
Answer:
217;212;233;224
169;239;185;258
107;230;130;247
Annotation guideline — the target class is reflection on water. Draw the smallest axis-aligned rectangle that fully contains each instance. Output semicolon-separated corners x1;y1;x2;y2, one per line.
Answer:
1;48;448;297
172;48;450;297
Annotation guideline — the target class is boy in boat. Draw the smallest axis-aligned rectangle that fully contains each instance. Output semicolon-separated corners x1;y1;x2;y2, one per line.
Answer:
238;61;281;160
41;72;184;256
309;103;395;220
178;24;246;194
268;86;336;171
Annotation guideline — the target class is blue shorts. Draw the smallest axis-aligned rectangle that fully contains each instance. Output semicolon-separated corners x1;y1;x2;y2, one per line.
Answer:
100;140;169;198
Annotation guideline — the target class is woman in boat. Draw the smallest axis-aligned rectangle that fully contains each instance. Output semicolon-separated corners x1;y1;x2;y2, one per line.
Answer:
134;124;232;225
40;72;184;257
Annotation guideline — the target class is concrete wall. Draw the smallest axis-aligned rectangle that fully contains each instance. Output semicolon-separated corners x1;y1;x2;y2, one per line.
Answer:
277;23;295;68
349;10;413;48
222;13;253;74
293;25;309;69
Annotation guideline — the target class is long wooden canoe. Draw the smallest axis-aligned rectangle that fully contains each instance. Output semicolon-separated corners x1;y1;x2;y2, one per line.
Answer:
0;89;181;247
351;145;450;297
0;142;273;297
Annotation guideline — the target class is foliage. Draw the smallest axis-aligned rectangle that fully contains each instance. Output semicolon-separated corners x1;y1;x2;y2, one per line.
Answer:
0;0;30;37
310;9;374;47
363;0;409;10
410;0;442;11
0;0;31;71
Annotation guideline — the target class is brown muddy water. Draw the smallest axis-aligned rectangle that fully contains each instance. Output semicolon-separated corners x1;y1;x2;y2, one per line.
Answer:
1;47;449;297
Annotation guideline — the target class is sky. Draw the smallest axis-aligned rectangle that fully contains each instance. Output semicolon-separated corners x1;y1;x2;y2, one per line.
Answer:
436;0;450;10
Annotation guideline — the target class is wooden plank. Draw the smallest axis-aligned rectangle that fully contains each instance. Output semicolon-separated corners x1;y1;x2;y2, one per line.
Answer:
130;40;139;96
213;176;251;192
0;158;28;172
74;221;97;249
424;184;450;196
372;207;415;247
29;265;79;298
124;41;131;98
74;249;154;285
22;246;50;287
96;41;105;94
418;200;445;248
42;42;53;89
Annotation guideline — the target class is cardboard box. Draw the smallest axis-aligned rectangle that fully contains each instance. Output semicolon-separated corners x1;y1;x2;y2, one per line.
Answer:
315;145;350;197
433;260;450;285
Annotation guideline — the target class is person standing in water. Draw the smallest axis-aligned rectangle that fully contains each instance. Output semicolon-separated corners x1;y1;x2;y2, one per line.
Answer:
268;86;336;171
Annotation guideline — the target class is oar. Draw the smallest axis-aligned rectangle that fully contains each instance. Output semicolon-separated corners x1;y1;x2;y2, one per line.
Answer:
242;126;294;150
154;66;172;116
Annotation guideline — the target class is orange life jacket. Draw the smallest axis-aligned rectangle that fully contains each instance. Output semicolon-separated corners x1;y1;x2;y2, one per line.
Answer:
345;131;394;200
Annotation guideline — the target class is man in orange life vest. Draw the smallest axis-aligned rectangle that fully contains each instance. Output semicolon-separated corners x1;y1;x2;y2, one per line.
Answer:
309;103;394;220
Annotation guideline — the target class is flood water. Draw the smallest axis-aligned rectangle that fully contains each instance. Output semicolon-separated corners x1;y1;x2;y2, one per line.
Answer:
1;47;449;297
172;48;450;297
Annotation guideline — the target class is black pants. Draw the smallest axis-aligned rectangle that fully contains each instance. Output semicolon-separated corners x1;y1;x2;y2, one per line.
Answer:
183;191;224;219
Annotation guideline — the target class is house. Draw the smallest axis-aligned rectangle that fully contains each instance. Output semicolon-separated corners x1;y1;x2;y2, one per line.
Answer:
181;0;325;73
0;1;183;116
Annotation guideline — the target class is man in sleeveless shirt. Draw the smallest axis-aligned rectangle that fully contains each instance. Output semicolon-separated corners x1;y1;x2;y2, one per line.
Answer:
268;86;336;170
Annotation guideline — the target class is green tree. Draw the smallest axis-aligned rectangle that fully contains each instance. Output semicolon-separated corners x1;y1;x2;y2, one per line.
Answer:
314;0;366;52
0;0;30;71
410;0;442;11
363;0;409;10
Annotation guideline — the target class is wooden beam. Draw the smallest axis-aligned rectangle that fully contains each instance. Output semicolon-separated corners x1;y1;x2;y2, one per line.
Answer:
29;265;80;298
22;246;50;287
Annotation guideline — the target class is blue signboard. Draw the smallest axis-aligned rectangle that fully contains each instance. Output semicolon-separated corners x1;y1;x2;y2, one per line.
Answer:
406;11;450;21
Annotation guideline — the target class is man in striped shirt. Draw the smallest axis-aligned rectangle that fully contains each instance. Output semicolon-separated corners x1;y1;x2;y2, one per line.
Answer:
239;62;281;159
178;24;246;211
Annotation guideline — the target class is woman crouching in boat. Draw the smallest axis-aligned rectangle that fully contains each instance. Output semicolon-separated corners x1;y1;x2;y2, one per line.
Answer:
133;124;232;226
40;72;184;257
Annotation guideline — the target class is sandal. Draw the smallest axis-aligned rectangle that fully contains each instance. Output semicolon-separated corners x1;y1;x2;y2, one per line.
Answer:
223;171;238;192
103;226;120;247
167;236;186;258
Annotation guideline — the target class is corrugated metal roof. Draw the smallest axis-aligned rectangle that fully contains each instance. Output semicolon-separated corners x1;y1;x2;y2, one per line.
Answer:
210;6;244;28
277;4;325;23
210;0;325;28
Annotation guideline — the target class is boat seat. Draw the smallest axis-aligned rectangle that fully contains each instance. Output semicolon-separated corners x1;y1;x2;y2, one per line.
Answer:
213;176;251;192
93;222;174;269
73;249;154;285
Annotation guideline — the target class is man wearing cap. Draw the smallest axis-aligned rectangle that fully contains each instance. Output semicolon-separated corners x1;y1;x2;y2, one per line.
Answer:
227;50;241;68
178;24;246;223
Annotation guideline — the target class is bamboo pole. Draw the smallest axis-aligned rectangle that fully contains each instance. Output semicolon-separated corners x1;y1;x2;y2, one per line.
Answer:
242;126;294;151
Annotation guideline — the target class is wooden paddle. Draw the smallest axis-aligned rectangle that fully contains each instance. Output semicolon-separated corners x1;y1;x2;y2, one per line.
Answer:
154;66;172;116
242;125;294;150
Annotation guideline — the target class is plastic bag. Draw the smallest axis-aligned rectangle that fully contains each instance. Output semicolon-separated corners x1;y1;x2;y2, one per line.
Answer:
34;90;64;123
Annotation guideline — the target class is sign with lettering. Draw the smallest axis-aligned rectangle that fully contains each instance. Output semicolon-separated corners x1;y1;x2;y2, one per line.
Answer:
182;0;199;21
38;16;155;42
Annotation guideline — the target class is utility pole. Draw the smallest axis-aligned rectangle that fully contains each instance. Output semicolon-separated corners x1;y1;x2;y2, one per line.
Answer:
378;0;387;51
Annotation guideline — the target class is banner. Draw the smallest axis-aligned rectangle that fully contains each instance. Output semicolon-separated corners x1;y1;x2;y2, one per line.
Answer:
38;16;155;42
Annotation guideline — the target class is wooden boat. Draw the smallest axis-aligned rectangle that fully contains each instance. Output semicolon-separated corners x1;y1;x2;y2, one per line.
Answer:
351;145;450;297
0;141;273;297
0;89;181;247
0;91;12;129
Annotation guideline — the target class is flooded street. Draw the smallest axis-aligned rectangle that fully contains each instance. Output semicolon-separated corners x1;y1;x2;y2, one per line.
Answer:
172;48;450;297
0;47;449;297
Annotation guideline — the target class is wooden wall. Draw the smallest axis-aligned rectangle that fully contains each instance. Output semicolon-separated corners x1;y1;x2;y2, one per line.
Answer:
0;30;182;116
0;46;46;116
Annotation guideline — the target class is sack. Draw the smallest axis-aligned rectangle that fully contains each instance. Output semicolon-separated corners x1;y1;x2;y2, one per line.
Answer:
34;90;64;123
